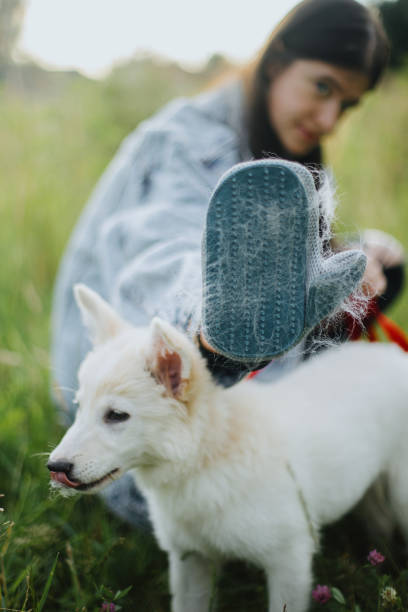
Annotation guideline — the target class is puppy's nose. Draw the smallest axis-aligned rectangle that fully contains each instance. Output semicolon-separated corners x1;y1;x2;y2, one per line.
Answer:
47;460;74;475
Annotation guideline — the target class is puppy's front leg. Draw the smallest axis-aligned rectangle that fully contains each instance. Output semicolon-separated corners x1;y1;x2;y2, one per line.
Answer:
169;550;217;612
265;542;313;612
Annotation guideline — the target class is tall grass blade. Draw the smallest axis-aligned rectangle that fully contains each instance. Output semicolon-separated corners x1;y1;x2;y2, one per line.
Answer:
35;552;59;612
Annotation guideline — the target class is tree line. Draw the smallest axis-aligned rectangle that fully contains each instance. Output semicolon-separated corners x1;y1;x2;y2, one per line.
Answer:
0;0;407;79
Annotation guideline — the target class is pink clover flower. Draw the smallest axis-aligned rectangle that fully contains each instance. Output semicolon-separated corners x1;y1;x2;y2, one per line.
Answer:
312;584;332;603
367;549;385;566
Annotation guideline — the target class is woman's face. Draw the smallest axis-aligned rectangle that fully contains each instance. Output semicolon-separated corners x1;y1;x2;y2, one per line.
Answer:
267;59;370;156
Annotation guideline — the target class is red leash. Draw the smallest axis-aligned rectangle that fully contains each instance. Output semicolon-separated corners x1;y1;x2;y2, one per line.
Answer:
336;297;408;351
366;301;408;352
247;369;261;380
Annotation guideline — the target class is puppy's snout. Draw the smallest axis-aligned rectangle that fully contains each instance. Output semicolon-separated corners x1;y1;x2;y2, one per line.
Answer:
47;460;74;475
47;459;81;489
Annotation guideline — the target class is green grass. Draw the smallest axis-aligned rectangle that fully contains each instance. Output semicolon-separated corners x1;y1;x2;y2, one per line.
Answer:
326;70;408;330
1;66;408;610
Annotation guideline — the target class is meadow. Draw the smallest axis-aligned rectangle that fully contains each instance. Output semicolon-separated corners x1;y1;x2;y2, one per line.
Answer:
1;61;408;611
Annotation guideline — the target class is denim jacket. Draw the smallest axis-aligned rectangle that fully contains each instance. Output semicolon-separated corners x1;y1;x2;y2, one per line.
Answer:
52;78;301;418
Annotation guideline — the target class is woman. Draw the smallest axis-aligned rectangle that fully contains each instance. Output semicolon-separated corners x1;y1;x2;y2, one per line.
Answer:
51;0;403;526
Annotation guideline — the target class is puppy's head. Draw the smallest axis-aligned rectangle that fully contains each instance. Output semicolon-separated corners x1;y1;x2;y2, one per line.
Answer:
48;284;209;496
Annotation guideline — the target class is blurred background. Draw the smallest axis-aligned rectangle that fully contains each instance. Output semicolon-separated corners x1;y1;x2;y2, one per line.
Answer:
1;1;408;610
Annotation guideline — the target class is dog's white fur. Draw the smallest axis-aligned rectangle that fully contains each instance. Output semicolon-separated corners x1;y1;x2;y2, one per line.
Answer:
49;284;408;612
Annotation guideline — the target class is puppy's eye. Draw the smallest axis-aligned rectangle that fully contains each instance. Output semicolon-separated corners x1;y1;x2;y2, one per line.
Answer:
104;409;130;424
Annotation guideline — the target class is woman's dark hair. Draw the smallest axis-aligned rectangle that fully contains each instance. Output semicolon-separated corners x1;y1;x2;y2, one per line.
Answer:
245;0;390;164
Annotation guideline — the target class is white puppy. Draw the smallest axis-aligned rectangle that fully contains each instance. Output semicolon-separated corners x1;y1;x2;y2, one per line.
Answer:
49;284;408;612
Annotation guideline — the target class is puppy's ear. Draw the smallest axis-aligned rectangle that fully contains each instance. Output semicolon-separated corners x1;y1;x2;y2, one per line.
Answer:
147;318;192;402
74;284;126;346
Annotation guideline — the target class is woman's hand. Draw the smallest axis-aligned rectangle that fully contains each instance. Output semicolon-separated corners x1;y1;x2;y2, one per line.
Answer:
361;229;405;297
361;251;387;297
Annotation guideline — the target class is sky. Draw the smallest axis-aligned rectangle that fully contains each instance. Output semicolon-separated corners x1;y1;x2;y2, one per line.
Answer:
17;0;303;78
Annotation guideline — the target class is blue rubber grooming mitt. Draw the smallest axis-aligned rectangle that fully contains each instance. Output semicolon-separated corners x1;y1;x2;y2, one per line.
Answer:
201;159;366;362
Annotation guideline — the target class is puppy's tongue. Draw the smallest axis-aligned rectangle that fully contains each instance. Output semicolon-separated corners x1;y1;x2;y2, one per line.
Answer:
50;471;80;488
